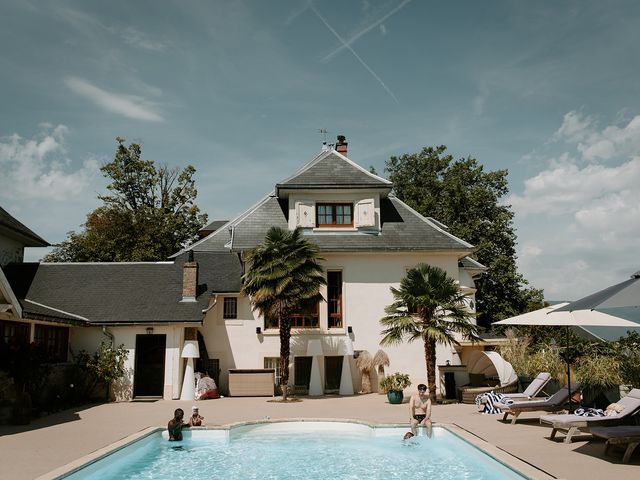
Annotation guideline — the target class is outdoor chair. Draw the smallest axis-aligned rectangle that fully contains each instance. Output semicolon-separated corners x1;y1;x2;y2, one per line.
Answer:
495;383;581;424
540;388;640;443
459;379;519;404
589;425;640;463
501;372;552;402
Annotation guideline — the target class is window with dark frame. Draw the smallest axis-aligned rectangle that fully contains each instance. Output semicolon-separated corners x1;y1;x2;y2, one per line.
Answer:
223;297;237;319
316;203;353;227
327;271;343;328
264;302;320;329
33;324;69;363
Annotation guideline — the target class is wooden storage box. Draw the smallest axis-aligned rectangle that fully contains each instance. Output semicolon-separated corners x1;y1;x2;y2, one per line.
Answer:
228;369;275;397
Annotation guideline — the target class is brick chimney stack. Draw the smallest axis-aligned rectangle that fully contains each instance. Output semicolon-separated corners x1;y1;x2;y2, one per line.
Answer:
335;135;348;156
182;250;198;302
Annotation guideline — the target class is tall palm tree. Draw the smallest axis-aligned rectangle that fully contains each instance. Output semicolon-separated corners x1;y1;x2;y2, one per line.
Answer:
242;227;326;401
380;264;481;401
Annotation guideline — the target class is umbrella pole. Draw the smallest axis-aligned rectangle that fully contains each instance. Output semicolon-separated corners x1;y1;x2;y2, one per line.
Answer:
566;326;573;414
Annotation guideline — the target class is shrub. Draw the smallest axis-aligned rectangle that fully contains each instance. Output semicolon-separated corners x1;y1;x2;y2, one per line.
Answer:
379;372;412;392
574;355;623;388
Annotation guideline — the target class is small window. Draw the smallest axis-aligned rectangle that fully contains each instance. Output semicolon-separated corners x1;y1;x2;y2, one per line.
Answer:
316;203;353;227
223;297;237;319
327;271;343;328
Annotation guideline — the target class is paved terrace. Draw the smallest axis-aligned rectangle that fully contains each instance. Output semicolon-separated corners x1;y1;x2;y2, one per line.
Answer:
0;394;637;480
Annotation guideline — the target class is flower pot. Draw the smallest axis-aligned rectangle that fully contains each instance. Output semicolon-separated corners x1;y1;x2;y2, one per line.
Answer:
387;390;404;404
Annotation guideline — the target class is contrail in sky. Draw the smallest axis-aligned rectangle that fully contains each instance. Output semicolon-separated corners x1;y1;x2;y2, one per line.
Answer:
309;3;399;104
322;0;412;62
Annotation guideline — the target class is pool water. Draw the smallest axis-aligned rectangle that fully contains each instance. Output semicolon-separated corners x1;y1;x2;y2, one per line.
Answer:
63;423;528;480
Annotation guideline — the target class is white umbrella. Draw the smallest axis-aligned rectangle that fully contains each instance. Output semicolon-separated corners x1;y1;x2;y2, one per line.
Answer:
494;303;638;410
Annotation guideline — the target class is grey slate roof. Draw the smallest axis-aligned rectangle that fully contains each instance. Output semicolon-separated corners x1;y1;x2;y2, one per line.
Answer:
0;206;48;247
3;252;243;325
276;151;392;193
199;220;229;236
191;195;473;253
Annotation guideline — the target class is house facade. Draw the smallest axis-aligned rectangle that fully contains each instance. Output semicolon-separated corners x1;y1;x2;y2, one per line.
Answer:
4;137;485;400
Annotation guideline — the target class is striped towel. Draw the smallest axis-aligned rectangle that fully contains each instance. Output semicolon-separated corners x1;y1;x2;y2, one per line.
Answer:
574;407;605;417
475;391;514;414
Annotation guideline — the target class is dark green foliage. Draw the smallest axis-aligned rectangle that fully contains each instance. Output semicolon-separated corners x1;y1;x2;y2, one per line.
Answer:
385;145;543;327
44;138;207;262
380;264;481;401
242;227;326;400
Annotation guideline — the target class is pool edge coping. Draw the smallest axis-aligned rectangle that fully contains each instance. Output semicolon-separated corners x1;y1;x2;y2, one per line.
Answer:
37;419;557;480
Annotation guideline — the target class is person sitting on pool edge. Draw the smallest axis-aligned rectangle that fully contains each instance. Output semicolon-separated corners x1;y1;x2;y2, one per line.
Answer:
188;406;205;426
168;408;189;441
409;384;432;437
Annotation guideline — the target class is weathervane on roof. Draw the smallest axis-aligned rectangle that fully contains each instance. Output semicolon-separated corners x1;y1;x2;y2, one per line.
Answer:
318;129;331;151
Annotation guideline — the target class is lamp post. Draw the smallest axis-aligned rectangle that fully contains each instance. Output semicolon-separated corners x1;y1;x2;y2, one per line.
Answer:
180;340;200;400
338;337;354;396
307;339;324;396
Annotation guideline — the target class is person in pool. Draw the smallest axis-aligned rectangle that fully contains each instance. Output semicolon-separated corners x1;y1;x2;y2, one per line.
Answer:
168;408;189;441
409;384;432;437
188;406;204;426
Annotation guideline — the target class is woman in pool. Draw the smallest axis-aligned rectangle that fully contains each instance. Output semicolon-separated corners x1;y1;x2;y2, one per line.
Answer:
409;384;432;437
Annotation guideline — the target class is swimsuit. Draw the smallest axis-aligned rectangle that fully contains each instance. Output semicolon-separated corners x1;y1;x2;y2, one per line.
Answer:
413;414;426;422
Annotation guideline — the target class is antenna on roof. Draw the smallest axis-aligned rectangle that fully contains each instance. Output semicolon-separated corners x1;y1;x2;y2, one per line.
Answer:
318;129;330;151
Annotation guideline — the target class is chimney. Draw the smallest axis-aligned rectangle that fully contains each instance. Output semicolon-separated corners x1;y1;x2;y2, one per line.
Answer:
335;135;348;156
182;250;198;302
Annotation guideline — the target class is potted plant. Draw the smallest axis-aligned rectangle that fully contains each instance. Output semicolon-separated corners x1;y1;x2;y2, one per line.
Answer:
379;372;411;404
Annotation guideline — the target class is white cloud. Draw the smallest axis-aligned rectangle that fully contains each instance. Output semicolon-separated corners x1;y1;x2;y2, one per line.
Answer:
64;76;164;122
119;26;170;52
0;125;99;201
554;110;640;161
553;110;595;142
509;157;640;216
512;111;640;300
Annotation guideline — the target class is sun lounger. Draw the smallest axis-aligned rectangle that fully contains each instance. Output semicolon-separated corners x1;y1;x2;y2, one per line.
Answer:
496;383;581;425
502;372;551;402
540;388;640;443
590;425;640;463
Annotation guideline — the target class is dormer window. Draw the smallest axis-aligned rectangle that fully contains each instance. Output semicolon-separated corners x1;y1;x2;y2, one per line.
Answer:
316;203;353;227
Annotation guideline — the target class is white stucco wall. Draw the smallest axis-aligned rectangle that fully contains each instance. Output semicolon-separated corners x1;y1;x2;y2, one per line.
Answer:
72;324;185;401
199;252;475;396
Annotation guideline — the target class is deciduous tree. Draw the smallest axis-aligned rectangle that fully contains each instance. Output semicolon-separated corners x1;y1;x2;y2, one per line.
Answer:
44;138;207;261
385;146;543;327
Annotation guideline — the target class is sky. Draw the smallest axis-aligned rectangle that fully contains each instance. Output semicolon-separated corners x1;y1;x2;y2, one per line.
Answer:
1;0;639;301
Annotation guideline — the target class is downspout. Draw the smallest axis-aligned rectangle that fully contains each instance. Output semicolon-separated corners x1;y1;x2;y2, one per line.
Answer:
201;294;218;314
102;325;115;346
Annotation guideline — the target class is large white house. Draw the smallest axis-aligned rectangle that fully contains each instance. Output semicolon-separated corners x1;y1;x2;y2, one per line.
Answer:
3;137;485;400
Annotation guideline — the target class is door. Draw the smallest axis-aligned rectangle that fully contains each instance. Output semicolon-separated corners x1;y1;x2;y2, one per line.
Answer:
294;356;312;393
133;334;166;397
324;356;344;392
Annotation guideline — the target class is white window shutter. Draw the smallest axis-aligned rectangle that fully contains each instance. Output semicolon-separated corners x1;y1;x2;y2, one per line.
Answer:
297;201;315;227
355;198;375;227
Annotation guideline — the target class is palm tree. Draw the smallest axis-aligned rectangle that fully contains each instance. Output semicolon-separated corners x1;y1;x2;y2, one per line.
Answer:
242;227;326;401
380;264;481;401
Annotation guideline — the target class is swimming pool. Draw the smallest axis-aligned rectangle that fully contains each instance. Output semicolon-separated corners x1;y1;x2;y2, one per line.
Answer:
59;421;534;480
